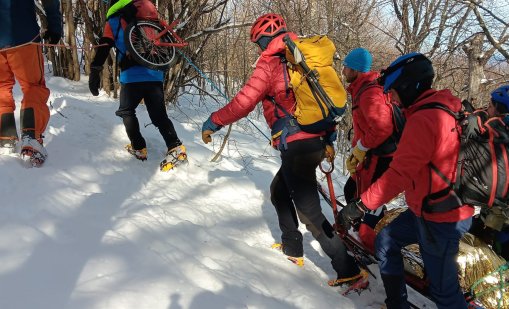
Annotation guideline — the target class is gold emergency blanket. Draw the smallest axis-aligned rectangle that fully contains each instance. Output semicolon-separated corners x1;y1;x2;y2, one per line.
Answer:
374;209;508;309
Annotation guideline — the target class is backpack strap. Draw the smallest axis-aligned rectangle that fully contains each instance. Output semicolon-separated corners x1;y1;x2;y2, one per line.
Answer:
415;103;465;213
353;81;405;156
267;96;301;150
352;81;379;110
268;96;293;119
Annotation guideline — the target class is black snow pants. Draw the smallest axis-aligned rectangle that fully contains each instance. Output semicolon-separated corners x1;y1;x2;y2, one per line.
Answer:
116;81;181;151
270;137;360;279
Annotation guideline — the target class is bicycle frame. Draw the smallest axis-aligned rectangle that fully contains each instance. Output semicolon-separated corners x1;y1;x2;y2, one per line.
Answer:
151;19;188;48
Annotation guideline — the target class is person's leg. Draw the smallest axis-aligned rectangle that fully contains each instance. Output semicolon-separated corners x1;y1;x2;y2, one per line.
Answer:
270;169;303;257
7;45;49;140
116;83;146;150
375;209;419;309
0;50;17;142
416;217;471;309
143;82;182;150
281;138;360;278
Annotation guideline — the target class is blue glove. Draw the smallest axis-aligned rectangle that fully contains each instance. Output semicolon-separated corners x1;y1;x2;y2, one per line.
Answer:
202;115;222;144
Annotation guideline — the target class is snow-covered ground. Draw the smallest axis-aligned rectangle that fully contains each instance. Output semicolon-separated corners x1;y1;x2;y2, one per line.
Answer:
0;75;435;309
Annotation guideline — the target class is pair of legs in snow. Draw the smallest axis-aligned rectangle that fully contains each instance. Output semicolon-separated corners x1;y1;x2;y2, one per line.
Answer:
117;81;185;169
270;137;362;284
0;44;49;164
376;209;472;309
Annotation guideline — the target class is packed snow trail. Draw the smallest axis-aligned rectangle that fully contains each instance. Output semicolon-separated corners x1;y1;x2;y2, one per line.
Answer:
0;76;436;309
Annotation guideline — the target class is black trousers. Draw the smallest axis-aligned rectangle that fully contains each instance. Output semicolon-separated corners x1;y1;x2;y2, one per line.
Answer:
117;82;181;151
270;137;360;278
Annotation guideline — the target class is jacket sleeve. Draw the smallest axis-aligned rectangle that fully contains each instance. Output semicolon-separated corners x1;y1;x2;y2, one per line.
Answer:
90;23;115;68
357;88;393;149
41;0;63;36
361;112;436;210
212;59;272;126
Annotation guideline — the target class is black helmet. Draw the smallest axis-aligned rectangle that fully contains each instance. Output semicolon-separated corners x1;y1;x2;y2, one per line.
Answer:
379;52;434;107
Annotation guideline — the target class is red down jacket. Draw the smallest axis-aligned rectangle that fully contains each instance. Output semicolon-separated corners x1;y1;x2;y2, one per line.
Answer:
360;89;474;223
348;71;394;194
211;32;322;146
349;71;393;151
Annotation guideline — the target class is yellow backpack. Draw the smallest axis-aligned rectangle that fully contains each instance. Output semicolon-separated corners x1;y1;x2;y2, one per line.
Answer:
284;35;347;133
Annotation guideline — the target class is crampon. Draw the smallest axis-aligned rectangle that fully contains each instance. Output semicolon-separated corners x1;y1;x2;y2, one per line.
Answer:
160;145;187;171
125;144;147;161
271;243;304;267
20;136;47;168
328;268;370;295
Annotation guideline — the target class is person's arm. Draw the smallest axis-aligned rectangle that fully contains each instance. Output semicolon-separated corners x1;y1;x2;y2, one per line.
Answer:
211;59;272;126
361;112;436;210
41;0;63;42
91;23;115;68
89;23;114;96
357;89;393;149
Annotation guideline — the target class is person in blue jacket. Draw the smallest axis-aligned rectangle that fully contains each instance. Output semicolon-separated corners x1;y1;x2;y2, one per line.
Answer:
89;0;186;171
0;0;62;166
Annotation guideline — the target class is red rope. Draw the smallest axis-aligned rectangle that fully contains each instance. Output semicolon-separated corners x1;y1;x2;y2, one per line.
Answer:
0;33;109;52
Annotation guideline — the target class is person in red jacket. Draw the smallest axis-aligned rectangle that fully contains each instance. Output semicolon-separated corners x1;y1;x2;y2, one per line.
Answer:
201;13;366;287
339;53;474;309
341;48;398;251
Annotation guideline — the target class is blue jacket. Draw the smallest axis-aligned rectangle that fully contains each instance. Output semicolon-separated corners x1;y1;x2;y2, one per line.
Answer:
105;16;163;84
0;0;63;49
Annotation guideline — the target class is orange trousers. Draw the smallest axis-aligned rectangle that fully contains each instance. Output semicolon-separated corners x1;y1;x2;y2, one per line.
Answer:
0;44;50;140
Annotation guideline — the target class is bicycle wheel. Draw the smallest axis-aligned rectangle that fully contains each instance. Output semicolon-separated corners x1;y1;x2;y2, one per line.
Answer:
124;20;178;71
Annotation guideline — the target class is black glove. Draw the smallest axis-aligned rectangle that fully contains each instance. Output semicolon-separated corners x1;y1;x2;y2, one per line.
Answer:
88;66;102;96
43;30;61;45
338;198;368;231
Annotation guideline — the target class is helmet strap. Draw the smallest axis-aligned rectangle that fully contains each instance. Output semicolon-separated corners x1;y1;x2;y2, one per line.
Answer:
256;36;273;51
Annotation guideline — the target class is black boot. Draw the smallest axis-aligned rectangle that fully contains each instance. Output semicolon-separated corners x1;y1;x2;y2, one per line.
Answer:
381;274;410;309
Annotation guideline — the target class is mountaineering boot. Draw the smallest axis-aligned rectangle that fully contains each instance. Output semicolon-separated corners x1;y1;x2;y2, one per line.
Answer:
328;268;370;295
271;243;304;267
0;138;17;154
126;144;147;161
20;135;48;167
160;144;187;171
380;274;411;309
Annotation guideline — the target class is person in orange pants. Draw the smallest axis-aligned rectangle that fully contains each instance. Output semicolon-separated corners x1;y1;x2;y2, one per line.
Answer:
0;0;62;166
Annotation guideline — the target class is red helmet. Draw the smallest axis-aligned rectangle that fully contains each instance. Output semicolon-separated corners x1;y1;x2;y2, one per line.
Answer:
250;14;287;43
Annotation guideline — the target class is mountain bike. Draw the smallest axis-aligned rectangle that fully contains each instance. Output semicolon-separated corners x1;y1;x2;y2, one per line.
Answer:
124;19;188;70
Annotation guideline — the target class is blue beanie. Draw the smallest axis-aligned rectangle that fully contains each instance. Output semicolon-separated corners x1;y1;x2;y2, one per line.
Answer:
344;48;372;73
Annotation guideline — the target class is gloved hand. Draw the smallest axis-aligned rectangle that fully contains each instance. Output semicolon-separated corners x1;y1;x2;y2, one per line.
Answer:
338;198;368;231
42;30;62;45
352;145;367;164
345;153;359;175
88;66;102;96
324;144;335;162
201;115;222;144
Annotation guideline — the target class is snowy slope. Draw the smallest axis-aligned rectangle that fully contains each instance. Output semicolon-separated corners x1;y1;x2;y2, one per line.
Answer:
0;75;435;309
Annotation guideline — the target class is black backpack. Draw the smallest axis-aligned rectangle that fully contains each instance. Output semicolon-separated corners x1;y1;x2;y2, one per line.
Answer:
418;103;509;223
